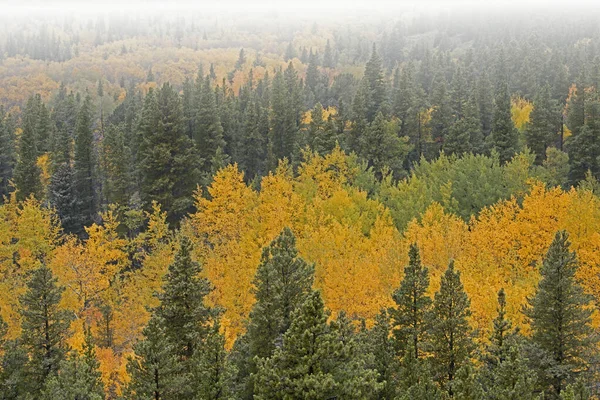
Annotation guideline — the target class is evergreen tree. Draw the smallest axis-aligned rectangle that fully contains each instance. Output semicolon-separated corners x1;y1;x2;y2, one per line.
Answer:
429;74;453;149
239;99;266;181
560;377;590;400
490;80;518;164
428;260;475;396
73;94;96;233
445;93;484;156
13;102;42;200
235;48;246;70
102;124;130;206
323;39;334;68
308;102;336;155
568;100;600;184
0;339;29;399
254;291;379;400
397;344;442;400
367;310;401;399
360;112;409;176
138;84;201;226
390;243;432;358
195;75;226;174
19;266;73;397
232;227;314;398
191;322;234;400
452;364;484;400
363;44;387;122
524;231;597;397
125;316;185;400
155;236;215;361
477;71;494;138
49;162;76;234
527;85;560;165
42;329;104;400
0;107;16;200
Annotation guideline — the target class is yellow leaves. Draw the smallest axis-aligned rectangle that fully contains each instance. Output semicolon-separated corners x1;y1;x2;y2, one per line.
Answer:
511;96;533;131
302;106;337;124
36;153;51;196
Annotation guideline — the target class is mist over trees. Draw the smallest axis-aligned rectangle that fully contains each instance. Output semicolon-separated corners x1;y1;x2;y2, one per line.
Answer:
1;2;600;399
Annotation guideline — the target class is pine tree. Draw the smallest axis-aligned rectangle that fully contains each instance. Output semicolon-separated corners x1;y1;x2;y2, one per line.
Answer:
191;321;234;400
49;162;76;234
19;266;73;397
235;48;246;70
398;344;442;400
363;44;387;122
155;236;215;361
195;75;225;174
125;316;185;400
254;291;379;400
445;93;483;156
390;243;432;359
527;85;560;165
428;260;475;396
138;84;201;226
477;71;494;138
232;227;314;398
73;94;96;233
429;74;453;149
239;99;266;181
490;80;518;164
560;377;590;400
14;101;42;200
367;310;401;399
0;339;29;398
323;39;334;68
524;231;596;397
360;112;409;176
452;364;484;400
0;107;16;200
42;329;104;400
102;124;130;206
568;100;600;184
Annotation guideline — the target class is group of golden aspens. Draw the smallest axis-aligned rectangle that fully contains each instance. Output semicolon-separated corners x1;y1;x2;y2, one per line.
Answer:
1;4;600;400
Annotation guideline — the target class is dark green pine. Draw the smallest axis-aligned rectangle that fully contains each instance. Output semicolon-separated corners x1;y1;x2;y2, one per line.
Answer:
390;243;432;359
490;80;518;164
195;75;226;174
0;107;16;200
19;266;73;397
427;260;475;396
526;85;560;165
14;99;42;201
73;94;96;233
524;231;596;397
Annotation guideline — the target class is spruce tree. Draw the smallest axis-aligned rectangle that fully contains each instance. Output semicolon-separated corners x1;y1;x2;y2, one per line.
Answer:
560;377;590;400
138;84;201;226
0;339;29;398
445;93;483;156
367;310;401;399
527;85;560;165
0;108;16;200
524;231;596;397
102;124;130;206
42;329;104;400
49;162;76;234
360;112;408;176
452;364;484;400
19;266;73;396
363;44;387;122
429;74;453;149
232;227;314;398
125;316;185;400
390;243;432;359
490;80;518;164
13;102;42;200
73;94;96;233
155;236;215;361
239;98;266;181
254;291;379;400
428;260;475;396
568;100;600;184
195;75;226;175
398;344;442;400
191;322;234;400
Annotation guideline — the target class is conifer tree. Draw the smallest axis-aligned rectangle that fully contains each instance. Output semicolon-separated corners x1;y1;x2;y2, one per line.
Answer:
390;243;432;359
527;85;560;165
254;291;379;400
363;44;386;122
428;260;475;396
138;84;201;225
14;102;42;200
19;266;73;396
524;231;596;397
125;316;185;400
452;364;484;400
102;124;130;206
490;80;518;164
239;98;266;181
477;71;494;137
42;329;104;400
429;74;453;148
367;310;401;399
0;107;16;200
568;100;600;184
232;227;314;398
398;344;442;400
73;94;96;233
323;39;334;68
49;162;76;233
195;75;226;174
445;93;483;156
360;112;409;176
560;377;590;400
0;339;29;398
191;321;234;400
155;236;215;361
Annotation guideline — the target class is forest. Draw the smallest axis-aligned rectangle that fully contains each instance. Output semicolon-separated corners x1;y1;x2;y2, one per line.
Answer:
1;1;600;399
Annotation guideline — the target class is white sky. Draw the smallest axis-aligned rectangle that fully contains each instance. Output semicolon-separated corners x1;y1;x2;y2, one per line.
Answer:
1;0;599;16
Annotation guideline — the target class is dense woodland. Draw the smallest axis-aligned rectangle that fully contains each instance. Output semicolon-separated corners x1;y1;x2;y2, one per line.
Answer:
2;3;600;399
